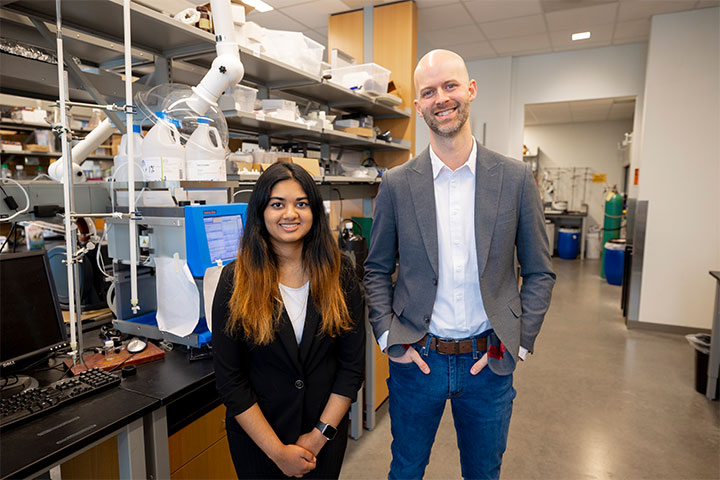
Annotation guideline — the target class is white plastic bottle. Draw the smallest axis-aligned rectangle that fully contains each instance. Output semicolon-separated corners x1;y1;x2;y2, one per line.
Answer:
141;112;185;181
113;124;144;182
185;117;227;181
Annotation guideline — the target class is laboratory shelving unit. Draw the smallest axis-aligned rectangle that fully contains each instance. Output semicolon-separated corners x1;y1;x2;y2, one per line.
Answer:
0;0;412;176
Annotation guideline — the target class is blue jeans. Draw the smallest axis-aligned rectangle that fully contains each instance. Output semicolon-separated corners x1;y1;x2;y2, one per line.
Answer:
387;340;516;480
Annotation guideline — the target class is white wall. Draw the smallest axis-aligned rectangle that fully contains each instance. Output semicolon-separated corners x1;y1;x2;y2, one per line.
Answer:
636;8;720;329
509;43;648;199
415;43;647;163
414;56;513;156
524;119;633;228
413;15;719;330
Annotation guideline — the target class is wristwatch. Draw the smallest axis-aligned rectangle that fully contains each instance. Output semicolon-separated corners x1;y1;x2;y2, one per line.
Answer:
315;421;337;440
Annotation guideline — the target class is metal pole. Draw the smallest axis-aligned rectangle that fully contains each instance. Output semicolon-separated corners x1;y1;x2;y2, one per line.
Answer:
55;0;81;361
124;0;140;314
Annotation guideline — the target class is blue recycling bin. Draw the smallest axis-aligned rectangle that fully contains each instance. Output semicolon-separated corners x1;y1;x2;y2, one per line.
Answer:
604;242;625;285
557;228;580;259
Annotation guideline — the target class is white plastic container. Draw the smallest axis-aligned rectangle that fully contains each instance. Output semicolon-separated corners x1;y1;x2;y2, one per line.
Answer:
113;124;144;182
261;29;325;76
141;112;185;181
545;220;555;256
585;230;602;259
219;84;258;113
185;117;227;181
262;99;295;111
324;63;391;96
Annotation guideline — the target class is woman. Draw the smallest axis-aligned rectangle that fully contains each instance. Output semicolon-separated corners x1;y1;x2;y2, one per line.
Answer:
212;162;365;479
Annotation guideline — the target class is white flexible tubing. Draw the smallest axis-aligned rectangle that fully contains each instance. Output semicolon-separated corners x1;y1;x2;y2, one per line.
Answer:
48;118;115;182
0;178;30;222
55;0;78;358
187;0;244;115
124;0;140;314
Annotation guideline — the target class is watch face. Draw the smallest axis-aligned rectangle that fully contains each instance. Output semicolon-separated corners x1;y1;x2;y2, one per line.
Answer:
317;422;337;440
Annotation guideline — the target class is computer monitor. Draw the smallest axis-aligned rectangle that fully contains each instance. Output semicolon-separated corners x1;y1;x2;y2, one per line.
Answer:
184;203;247;277
0;250;69;372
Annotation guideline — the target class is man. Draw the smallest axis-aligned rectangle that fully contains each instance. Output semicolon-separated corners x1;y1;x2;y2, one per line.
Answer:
363;49;556;480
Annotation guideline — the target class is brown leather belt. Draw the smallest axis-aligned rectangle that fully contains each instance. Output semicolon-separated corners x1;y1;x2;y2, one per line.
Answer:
414;334;487;355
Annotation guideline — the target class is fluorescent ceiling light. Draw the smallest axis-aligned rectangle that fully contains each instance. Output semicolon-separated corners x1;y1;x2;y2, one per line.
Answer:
243;0;274;12
571;31;591;41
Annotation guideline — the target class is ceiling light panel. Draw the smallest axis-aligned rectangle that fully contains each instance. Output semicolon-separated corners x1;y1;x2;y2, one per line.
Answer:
571;31;591;41
243;0;274;13
550;23;612;49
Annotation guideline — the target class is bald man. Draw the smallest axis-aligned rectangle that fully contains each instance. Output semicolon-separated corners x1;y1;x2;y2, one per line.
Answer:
364;50;555;479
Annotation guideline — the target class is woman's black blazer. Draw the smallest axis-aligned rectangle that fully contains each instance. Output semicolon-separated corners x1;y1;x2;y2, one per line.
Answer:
212;259;365;444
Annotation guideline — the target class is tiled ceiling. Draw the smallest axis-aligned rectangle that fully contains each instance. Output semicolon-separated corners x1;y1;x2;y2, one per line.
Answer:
525;96;636;126
246;0;719;61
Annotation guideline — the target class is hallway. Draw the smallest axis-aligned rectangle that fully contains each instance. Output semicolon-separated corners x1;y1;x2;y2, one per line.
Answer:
341;258;720;479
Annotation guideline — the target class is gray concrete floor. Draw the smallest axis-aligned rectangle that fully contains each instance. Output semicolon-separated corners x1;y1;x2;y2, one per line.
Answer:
341;258;720;479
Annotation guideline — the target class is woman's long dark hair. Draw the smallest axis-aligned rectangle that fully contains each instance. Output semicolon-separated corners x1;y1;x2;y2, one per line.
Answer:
228;162;351;344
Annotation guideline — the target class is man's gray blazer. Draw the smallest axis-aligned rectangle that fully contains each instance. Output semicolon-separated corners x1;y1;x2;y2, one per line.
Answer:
363;141;556;375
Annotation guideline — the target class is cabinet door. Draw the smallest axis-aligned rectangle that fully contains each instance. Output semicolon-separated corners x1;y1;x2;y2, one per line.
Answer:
170;436;236;480
169;405;228;473
60;437;119;480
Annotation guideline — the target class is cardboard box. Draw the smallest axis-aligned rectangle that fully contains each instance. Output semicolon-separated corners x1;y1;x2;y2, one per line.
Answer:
278;157;321;177
338;126;375;138
25;144;51;152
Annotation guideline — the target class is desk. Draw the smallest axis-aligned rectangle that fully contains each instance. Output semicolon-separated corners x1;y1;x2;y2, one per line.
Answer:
544;212;588;259
0;387;158;479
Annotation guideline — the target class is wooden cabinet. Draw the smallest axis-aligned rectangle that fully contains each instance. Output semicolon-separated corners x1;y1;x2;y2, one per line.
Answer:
59;405;235;479
168;405;234;478
60;437;120;480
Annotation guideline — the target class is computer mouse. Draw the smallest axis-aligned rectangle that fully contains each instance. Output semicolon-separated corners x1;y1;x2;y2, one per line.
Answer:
127;337;147;354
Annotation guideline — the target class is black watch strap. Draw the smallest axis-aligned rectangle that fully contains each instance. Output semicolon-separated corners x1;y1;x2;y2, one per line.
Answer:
315;421;337;440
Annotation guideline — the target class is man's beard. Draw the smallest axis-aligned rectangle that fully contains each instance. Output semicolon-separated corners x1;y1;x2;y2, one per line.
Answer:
423;100;470;137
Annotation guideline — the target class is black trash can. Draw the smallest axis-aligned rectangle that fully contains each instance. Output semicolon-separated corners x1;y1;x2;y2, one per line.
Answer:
687;333;712;395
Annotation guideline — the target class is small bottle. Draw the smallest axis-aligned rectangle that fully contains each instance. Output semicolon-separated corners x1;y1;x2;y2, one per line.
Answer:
1;164;11;179
197;6;212;32
15;164;26;179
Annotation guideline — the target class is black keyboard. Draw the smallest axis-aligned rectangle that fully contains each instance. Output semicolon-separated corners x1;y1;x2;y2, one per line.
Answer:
0;368;121;430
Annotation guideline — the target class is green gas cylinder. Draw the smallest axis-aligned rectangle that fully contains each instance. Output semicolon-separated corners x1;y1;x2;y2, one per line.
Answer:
602;189;624;277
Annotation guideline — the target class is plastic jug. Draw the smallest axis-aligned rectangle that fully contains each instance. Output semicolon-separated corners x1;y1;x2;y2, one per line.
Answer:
113;124;144;182
141;112;185;181
185;117;227;181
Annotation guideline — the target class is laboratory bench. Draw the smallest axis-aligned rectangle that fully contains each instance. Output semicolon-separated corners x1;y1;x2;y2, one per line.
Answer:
0;366;159;479
2;313;378;479
0;324;228;480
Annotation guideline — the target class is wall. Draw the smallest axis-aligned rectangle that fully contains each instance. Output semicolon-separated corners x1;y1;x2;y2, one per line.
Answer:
415;42;647;175
412;13;719;329
524;119;633;228
414;56;513;157
636;8;720;329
